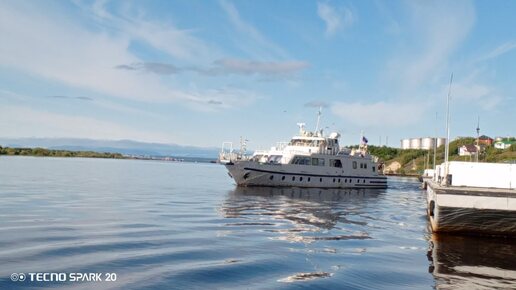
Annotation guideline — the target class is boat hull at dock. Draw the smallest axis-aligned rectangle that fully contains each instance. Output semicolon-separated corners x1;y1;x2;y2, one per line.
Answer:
426;180;516;237
225;161;387;189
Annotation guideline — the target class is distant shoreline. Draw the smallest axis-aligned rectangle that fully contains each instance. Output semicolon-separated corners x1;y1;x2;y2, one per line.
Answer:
0;146;216;163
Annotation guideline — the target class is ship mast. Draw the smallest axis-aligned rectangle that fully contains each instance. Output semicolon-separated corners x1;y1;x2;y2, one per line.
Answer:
315;106;322;135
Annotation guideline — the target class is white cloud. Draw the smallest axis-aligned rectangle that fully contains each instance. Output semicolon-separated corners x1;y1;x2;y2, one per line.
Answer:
317;2;354;37
331;101;425;127
0;1;254;111
444;76;503;110
0;105;174;143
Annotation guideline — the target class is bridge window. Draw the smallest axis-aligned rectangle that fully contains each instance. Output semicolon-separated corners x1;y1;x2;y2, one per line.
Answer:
291;156;311;165
312;158;325;166
282;176;285;180
353;161;357;169
300;177;303;181
372;166;375;172
269;175;274;180
330;159;342;168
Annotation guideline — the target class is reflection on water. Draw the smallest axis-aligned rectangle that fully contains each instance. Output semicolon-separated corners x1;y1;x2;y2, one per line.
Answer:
222;187;383;242
428;234;516;289
220;187;389;282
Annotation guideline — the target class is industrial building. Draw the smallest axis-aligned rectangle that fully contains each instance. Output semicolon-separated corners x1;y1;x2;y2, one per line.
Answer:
400;137;446;150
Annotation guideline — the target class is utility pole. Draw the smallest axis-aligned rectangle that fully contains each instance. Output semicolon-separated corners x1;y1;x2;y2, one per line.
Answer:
433;112;437;169
476;116;480;162
444;73;453;185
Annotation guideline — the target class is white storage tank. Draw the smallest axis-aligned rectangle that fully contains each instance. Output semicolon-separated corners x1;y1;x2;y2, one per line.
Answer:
401;139;411;149
421;137;435;150
410;138;422;149
436;138;446;148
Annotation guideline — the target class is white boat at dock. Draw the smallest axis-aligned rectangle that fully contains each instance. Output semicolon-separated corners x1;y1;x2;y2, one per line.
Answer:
219;122;387;189
426;161;516;236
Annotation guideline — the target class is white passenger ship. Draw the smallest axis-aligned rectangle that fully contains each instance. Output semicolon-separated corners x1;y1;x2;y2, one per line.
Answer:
219;123;387;188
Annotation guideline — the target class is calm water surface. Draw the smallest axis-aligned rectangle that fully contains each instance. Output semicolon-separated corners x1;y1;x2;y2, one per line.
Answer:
0;157;515;289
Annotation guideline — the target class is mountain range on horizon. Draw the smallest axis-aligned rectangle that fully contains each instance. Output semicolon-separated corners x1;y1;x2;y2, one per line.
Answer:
0;137;220;158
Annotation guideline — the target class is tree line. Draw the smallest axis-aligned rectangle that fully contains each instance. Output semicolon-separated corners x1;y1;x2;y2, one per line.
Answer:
0;146;124;159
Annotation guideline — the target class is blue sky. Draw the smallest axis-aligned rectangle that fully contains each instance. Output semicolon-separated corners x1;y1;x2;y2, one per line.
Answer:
1;0;515;149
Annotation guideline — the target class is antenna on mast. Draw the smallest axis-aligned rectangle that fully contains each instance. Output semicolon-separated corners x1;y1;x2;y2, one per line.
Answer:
315;106;322;133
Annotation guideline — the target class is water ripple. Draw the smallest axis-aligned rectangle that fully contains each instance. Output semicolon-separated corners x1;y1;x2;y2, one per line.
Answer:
0;157;515;289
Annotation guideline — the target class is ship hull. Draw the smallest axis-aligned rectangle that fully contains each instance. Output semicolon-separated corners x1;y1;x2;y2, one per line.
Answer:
225;161;387;189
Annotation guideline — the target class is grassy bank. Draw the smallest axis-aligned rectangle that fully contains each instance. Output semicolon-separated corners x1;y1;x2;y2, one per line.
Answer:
0;146;124;159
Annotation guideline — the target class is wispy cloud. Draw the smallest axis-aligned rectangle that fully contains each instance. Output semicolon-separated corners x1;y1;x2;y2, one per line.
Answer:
115;59;308;77
207;100;223;105
79;0;218;63
211;58;308;76
218;0;288;59
46;95;93;101
0;1;255;111
480;41;516;61
385;1;475;93
317;2;355;37
304;101;330;108
115;62;180;75
443;72;504;110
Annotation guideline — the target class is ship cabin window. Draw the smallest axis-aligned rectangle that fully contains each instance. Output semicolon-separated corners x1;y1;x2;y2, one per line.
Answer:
267;155;282;164
353;161;357;169
372;166;376;172
290;139;315;147
291;156;311;165
252;154;263;162
330;159;342;168
364;163;367;169
311;158;325;166
360;163;364;169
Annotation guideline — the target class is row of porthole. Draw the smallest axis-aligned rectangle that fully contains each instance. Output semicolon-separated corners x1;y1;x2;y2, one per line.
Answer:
269;175;367;184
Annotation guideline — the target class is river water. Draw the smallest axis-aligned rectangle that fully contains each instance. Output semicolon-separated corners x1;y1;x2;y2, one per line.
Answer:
0;156;515;289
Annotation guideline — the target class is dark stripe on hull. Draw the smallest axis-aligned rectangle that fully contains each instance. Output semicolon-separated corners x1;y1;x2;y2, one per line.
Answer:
241;184;386;189
243;167;387;180
435;206;516;237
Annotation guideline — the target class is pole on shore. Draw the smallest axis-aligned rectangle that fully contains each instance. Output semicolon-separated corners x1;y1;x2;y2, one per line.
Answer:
444;73;453;185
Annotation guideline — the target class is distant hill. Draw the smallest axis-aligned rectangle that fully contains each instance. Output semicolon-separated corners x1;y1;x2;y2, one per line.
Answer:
0;138;219;158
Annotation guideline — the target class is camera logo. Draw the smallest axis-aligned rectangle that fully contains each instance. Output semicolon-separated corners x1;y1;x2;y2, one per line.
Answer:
11;273;26;282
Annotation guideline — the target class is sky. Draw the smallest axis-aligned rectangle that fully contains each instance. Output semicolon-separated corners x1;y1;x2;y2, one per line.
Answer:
1;0;515;149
